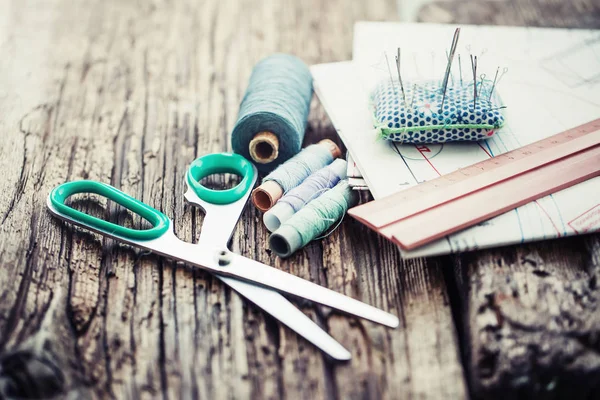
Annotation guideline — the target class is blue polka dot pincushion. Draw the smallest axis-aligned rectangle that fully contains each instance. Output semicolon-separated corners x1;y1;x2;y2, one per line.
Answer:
372;79;506;143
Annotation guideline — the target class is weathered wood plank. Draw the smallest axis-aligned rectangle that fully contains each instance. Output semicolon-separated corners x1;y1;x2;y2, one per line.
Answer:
455;237;600;399
0;0;467;398
419;0;600;398
418;0;600;28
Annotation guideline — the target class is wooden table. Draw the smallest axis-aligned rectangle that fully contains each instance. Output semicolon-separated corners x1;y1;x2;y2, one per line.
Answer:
0;0;598;398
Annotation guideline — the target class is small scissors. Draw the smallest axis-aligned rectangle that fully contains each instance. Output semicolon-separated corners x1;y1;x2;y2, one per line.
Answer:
47;153;399;360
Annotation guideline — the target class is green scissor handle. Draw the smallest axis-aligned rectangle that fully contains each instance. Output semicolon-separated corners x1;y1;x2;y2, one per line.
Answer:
186;153;255;205
49;180;170;240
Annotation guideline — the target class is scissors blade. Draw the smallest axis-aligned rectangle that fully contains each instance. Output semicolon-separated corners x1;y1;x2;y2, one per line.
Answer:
218;275;351;360
184;171;351;359
195;250;400;328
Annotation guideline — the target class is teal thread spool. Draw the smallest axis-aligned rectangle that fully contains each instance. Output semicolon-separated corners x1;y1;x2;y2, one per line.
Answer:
231;54;313;172
269;180;358;258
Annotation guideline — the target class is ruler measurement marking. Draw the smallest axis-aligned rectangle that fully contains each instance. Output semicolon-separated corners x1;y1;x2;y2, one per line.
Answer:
385;147;600;249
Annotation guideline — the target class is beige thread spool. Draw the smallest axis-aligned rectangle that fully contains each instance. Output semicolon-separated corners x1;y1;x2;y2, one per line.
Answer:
248;131;279;164
251;139;342;212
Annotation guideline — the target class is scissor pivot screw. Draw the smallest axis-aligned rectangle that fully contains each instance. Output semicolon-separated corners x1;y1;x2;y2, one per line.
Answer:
217;249;232;266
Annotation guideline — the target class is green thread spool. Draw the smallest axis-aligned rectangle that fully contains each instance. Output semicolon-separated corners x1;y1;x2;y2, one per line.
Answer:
269;180;358;258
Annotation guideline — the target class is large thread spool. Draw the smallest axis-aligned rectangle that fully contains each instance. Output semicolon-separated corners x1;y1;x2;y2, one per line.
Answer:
251;140;341;211
269;180;358;258
263;159;348;232
231;54;313;171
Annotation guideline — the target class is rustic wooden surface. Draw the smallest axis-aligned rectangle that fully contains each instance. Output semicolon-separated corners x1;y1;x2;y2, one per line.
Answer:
0;0;598;399
0;0;466;399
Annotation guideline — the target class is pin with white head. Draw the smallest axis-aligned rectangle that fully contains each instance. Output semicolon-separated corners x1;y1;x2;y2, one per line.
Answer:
489;67;508;103
496;67;509;87
478;73;486;98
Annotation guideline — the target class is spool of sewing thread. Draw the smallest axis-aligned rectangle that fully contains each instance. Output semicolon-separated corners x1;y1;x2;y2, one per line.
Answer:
269;180;358;258
231;53;313;171
251;139;341;212
263;159;348;232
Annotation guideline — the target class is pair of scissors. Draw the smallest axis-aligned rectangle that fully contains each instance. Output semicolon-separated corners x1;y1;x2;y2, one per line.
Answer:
47;153;399;360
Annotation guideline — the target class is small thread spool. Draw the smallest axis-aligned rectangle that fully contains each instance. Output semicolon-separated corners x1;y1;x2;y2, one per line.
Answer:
231;54;313;171
269;180;358;258
263;159;348;232
251;139;341;212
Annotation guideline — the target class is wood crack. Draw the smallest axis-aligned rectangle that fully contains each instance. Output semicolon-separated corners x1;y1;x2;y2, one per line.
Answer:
0;217;39;351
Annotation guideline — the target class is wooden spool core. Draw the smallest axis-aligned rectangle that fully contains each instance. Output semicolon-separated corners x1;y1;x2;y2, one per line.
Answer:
251;181;283;212
318;139;342;159
249;131;279;164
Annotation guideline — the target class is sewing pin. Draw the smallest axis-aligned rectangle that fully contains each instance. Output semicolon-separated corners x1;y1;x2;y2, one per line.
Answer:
470;55;477;109
395;48;407;107
413;53;421;79
440;27;461;112
410;83;417;108
496;67;509;86
384;53;398;99
458;54;463;86
487;105;508;112
478;73;486;97
488;67;500;101
490;67;508;108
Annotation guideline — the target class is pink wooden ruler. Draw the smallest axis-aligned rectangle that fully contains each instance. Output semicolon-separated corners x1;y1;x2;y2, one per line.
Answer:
348;118;600;251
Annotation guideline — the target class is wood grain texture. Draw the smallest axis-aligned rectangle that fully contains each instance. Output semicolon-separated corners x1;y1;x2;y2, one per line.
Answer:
419;0;600;398
0;0;466;399
418;0;600;28
455;237;600;399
